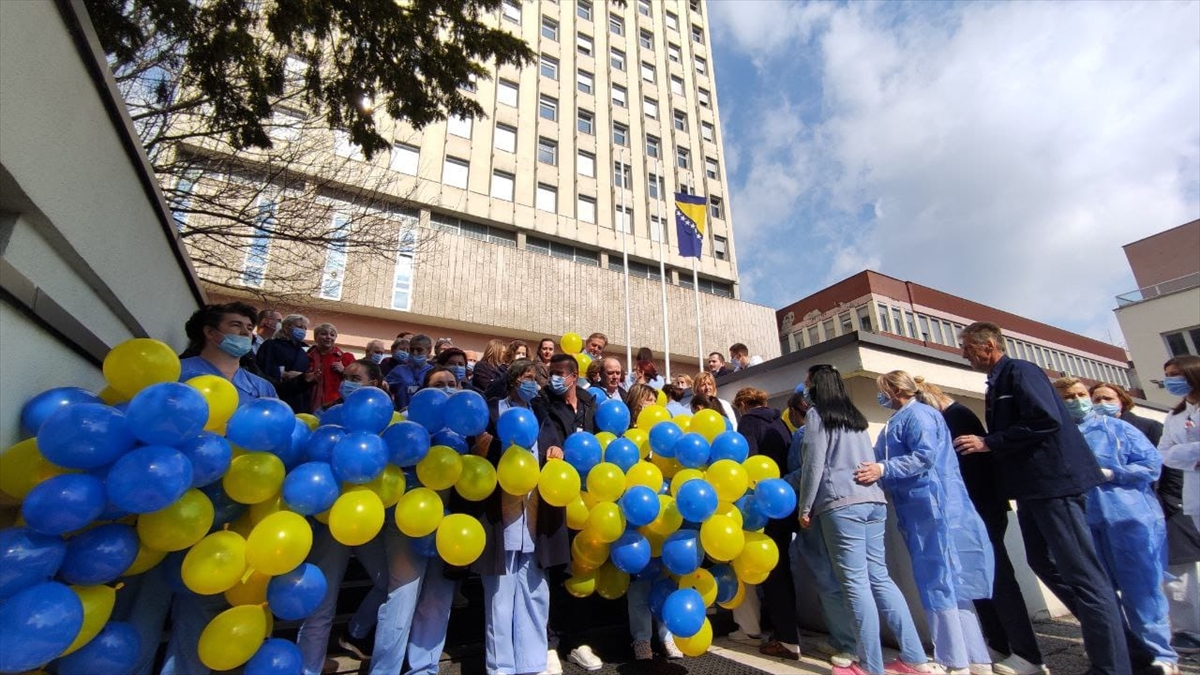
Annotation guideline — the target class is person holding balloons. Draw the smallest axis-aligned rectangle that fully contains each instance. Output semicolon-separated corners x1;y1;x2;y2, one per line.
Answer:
255;313;317;413
179;302;278;404
691;372;737;430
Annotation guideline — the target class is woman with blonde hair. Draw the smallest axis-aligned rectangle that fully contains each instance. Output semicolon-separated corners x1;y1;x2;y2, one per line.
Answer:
691;371;737;430
471;339;508;391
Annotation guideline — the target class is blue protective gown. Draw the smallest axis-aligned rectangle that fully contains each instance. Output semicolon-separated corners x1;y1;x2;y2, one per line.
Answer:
1076;413;1176;663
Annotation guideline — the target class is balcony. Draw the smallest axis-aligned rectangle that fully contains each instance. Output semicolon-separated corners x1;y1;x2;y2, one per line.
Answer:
1115;272;1200;306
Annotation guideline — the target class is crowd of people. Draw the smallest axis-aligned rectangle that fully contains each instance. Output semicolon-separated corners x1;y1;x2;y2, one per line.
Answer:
143;302;1199;675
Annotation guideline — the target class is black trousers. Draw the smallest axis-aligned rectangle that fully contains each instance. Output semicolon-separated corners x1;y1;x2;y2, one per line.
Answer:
972;511;1044;664
760;522;799;645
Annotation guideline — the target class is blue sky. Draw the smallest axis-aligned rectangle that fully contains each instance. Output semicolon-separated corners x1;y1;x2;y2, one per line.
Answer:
707;0;1200;344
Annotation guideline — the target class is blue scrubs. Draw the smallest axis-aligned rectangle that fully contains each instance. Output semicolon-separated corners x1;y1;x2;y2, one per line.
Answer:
1077;413;1176;664
875;400;993;668
369;513;429;675
385;362;432;411
180;355;277;405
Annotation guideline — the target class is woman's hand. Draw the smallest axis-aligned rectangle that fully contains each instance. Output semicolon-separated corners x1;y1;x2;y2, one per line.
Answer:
798;515;811;530
546;446;564;460
854;462;883;486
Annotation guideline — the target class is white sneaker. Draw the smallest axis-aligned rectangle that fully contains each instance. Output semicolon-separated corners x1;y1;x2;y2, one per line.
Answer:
568;645;603;671
540;649;563;675
727;629;763;644
831;653;858;668
970;665;994;675
1151;661;1181;675
662;640;685;659
993;654;1049;675
947;668;971;675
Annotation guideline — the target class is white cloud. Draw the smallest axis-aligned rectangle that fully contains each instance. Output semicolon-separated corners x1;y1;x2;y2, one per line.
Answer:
717;0;1200;341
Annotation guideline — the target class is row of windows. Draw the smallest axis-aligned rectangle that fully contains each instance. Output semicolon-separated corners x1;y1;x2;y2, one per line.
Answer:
517;0;704;36
1165;326;1200;358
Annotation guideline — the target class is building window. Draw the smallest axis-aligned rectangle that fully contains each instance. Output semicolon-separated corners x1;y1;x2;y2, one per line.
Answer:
698;87;710;107
668;43;681;63
637;0;652;17
640;61;655;83
695;56;707;76
676;147;690;169
241;196;274;287
502;0;521;24
540;54;559;80
577;0;592;21
877;303;891;333
705;157;718;179
578;195;597;223
673;109;688;131
918;315;931;341
1165;328;1200;357
269;109;304;143
577;70;594;95
613;123;629;147
612;84;627;107
447;114;472;138
578;150;596;177
459;73;478;93
577;33;594;57
536;183;558;213
609;15;624;36
494;124;517;153
614;162;632;189
575;109;594;134
840;312;854;335
701;121;714;142
930;319;945;345
539;95;557;121
714;235;727;261
644;97;658;119
670;75;684;96
666;11;678;30
904;311;917;338
442;157;469;189
639;29;654;50
538;137;558;165
646;135;661;158
391;227;417;311
856;306;873;332
490;171;515;201
709;196;722;219
541;16;559;40
691;24;704;44
390;143;419;175
689;0;702;12
170;170;199;228
497;79;518;107
333;129;364;160
892;307;904;336
611;48;626;71
823;318;836;340
614;205;633;233
528;235;600;266
648;172;664;199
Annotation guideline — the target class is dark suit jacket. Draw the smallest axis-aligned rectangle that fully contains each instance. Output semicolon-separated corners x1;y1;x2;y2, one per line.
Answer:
982;356;1103;500
944;401;1010;524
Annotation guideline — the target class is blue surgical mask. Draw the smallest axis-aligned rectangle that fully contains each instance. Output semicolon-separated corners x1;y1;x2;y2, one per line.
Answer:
877;392;893;410
370;353;385;365
549;374;569;395
1064;397;1092;421
394;350;409;363
518;380;540;402
1094;402;1121;417
290;327;307;342
1165;375;1192;397
450;365;467;381
218;333;253;358
339;381;363;400
411;354;427;367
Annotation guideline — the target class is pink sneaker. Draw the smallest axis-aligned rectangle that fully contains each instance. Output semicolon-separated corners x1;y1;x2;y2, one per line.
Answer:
885;660;936;675
833;664;871;675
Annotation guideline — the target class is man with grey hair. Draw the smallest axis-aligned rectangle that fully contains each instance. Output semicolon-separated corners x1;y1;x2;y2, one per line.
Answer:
365;339;388;366
252;308;282;354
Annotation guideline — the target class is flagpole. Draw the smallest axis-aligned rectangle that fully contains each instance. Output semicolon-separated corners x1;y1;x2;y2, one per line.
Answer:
620;148;633;372
656;159;671;382
688;171;703;369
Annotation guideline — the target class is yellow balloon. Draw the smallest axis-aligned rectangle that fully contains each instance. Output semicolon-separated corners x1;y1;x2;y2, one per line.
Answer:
103;338;181;398
62;584;116;655
623;428;649;457
636;405;671;431
497;446;539;496
580;490;603;510
718;577;746;609
248;492;283;524
198;604;268;671
650;453;682;479
455;455;497;502
223;452;285;505
573;353;592;374
182;530;247;595
229;511;256;539
329;490;385;546
594;431;617;450
624;461;663;492
185;375;238;432
679;568;719;606
689;409;726;443
672;414;692;431
572;535;610;568
98;386;129;405
435;513;485;566
416;445;463;491
566;495;590;530
715;501;744;528
565;569;596;597
224;570;270;606
644;494;683;537
245;511;312;576
137;489;214;552
560;332;583;355
365;464;407;507
671;469;705;496
394;487;444;537
743;455;781;486
389;411;406;426
673;618;713;656
656;389;668;407
699;514;745;562
706;459;749;502
585;501;625;544
538;459;581;507
735;531;779;575
586;462;625;502
644;530;665;557
123;541;167;576
296;413;320;431
0;438;74;500
595;561;630;600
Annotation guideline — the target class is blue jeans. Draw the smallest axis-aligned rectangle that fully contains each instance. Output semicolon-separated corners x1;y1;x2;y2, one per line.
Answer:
483;552;550;674
160;590;226;675
819;503;926;675
627;577;671;644
405;556;455;675
297;523;388;675
791;518;858;654
369;525;430;675
113;566;171;675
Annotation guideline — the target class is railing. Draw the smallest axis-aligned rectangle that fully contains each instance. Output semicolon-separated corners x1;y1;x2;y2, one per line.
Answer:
1115;272;1200;306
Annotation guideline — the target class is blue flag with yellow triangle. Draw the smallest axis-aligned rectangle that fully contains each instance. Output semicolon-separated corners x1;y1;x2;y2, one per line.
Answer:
674;193;706;258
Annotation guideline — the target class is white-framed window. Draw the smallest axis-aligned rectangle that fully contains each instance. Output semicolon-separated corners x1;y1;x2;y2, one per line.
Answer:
391;225;417;311
647;172;664;199
691;24;704;44
540;54;559;80
614;205;633;233
447;114;472;138
666;11;679;30
644;97;658;119
673;109;688;132
539;95;558;121
676;147;690;169
494;124;517;153
269;109;304;143
639;29;654;50
577;151;596;177
637;0;652;17
497;79;519;107
646;135;660;158
689;0;702;13
713;235;727;261
695;56;707;76
577;70;594;95
536;183;558;212
541;16;559;40
614;161;632;189
701;121;714;142
709;195;723;219
577;33;594;57
241;196;275;287
170;169;200;228
668;43;681;63
1165;327;1200;357
577;0;592;21
613;123;629;147
390;142;420;174
698;87;710;108
460;73;477;93
640;61;655;83
670;75;684;96
609;14;624;36
333;129;364;160
577;110;595;134
442;157;469;189
649;215;663;242
578;195;597;223
538;137;558;164
612;84;627;107
491;171;515;201
502;0;521;24
319;212;350;300
705;157;718;179
611;48;626;71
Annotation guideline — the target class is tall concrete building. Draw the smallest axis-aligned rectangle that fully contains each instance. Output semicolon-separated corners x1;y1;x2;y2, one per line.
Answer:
192;0;777;365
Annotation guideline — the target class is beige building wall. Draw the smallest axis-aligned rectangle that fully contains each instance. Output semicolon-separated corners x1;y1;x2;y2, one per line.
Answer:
1115;286;1200;408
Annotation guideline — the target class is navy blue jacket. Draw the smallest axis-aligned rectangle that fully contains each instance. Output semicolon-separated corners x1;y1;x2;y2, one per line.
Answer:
982;356;1103;500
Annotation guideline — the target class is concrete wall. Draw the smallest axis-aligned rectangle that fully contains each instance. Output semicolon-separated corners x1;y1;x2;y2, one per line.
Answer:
1115;287;1200;408
1123;219;1200;288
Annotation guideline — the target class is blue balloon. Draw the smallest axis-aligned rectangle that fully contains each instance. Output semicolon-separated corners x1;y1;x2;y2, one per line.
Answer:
411;531;439;558
20;387;102;437
563;432;602;477
200;483;246;530
619;485;661;527
674;478;718;523
737;494;769;531
649;422;682;458
711;563;739;604
381;422;430;467
59;523;138;585
341;386;394;434
610;531;651;574
37;403;135;470
22;474;106;536
272;418;311;470
674;433;711;469
125;382;209;446
58;621;141;675
331;432;387;484
406;388;449;432
226;398;296;453
604;438;640;473
648;577;678;620
245;638;304;675
162;551;188;593
661;530;703;575
635;556;665;582
0;527;66;599
319;404;344;427
178;432;233;488
105;445;194;514
754;478;798;519
595;400;631;435
588;387;608;402
444;390;489;437
282;462;340;515
304;425;346;463
266;562;327;621
431;429;468;454
662;588;705;638
497;407;538;449
709;431;749;464
0;581;83;672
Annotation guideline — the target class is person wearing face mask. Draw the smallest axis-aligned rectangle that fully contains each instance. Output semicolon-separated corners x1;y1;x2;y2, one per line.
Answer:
858;371;994;675
1159;356;1200;655
1054;377;1179;675
364;339;389;366
307;323;356;412
380;337;410;377
179;302;278;405
256;313;317;414
384;334;433;411
435;347;474;391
